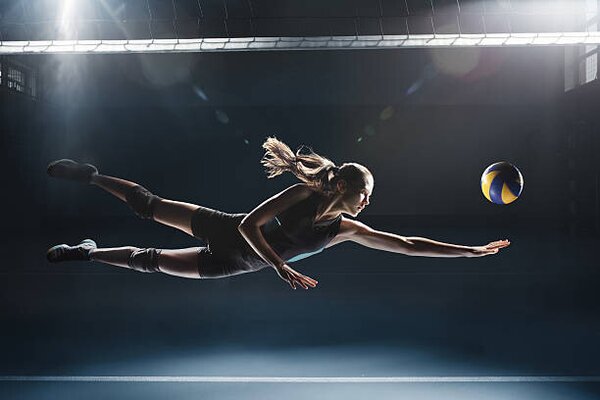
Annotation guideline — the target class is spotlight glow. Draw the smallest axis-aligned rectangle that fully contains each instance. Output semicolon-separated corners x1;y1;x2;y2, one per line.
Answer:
59;0;76;38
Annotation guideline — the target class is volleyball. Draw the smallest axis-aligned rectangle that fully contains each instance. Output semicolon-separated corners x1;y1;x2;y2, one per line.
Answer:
480;161;524;205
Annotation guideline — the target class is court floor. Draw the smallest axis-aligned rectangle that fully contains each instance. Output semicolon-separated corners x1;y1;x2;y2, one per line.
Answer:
1;218;599;399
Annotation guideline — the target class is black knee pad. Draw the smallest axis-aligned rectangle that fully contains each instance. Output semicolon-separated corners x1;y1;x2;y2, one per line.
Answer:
126;185;162;219
128;248;162;273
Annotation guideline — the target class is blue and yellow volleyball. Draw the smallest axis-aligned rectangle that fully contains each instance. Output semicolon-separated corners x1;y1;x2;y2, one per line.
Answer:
480;161;524;205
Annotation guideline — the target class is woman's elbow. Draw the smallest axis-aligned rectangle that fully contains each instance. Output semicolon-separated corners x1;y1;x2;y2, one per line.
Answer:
238;220;258;235
238;222;250;234
396;239;418;257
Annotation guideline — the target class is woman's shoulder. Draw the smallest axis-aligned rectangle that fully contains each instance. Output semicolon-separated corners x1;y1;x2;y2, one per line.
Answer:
272;183;315;206
274;184;321;217
337;216;372;236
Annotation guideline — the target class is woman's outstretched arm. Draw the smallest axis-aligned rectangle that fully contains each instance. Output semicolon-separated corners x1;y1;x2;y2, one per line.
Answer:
331;218;510;257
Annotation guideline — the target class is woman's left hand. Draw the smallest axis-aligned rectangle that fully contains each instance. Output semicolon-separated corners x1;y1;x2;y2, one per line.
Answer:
469;239;511;257
274;263;318;290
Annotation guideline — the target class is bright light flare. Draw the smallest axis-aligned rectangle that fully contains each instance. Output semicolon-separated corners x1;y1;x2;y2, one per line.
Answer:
59;0;76;38
1;33;600;55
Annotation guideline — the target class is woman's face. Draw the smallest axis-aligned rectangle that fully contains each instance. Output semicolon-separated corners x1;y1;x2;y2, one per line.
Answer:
340;176;374;216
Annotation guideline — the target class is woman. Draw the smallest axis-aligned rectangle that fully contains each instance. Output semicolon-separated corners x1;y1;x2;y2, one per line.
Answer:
46;137;510;290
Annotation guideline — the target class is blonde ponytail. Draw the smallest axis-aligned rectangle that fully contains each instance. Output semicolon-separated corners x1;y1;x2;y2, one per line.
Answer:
260;136;337;192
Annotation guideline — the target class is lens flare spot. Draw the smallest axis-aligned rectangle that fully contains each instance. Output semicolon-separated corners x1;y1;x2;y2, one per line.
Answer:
215;110;230;124
379;106;394;121
192;86;208;101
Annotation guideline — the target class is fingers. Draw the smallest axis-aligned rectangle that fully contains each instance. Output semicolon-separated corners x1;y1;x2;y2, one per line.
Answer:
280;265;318;290
287;270;307;290
474;239;510;257
297;273;318;288
277;268;296;290
288;273;296;290
301;274;318;288
296;280;309;290
287;272;301;290
476;248;497;257
288;270;315;290
281;271;295;289
486;239;510;249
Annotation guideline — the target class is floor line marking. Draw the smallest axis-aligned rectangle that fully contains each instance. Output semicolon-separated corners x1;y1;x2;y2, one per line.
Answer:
1;376;600;383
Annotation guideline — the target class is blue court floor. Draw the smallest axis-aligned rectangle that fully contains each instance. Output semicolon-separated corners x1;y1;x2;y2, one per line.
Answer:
1;216;599;399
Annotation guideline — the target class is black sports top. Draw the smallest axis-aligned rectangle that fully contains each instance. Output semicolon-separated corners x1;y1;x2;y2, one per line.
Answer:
259;190;342;263
190;188;343;277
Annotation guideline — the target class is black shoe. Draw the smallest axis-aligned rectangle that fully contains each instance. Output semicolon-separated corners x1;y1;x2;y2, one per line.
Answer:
47;159;98;183
47;239;97;263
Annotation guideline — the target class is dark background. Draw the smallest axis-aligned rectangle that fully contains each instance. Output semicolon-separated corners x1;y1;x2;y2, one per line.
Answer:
1;44;599;399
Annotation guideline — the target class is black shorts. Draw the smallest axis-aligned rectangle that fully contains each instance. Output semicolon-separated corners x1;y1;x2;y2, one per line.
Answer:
190;206;270;278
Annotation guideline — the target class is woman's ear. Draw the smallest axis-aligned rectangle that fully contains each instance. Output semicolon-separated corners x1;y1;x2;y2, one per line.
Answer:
336;179;347;194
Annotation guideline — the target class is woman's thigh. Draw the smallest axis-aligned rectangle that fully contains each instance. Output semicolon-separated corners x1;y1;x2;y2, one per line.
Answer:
158;247;202;279
152;199;200;237
158;247;268;280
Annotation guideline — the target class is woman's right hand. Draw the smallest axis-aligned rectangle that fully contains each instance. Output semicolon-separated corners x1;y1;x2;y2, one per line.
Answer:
274;263;318;290
468;239;511;257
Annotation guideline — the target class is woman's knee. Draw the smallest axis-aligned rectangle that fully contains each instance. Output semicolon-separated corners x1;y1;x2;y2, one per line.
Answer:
129;248;162;273
125;185;163;219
